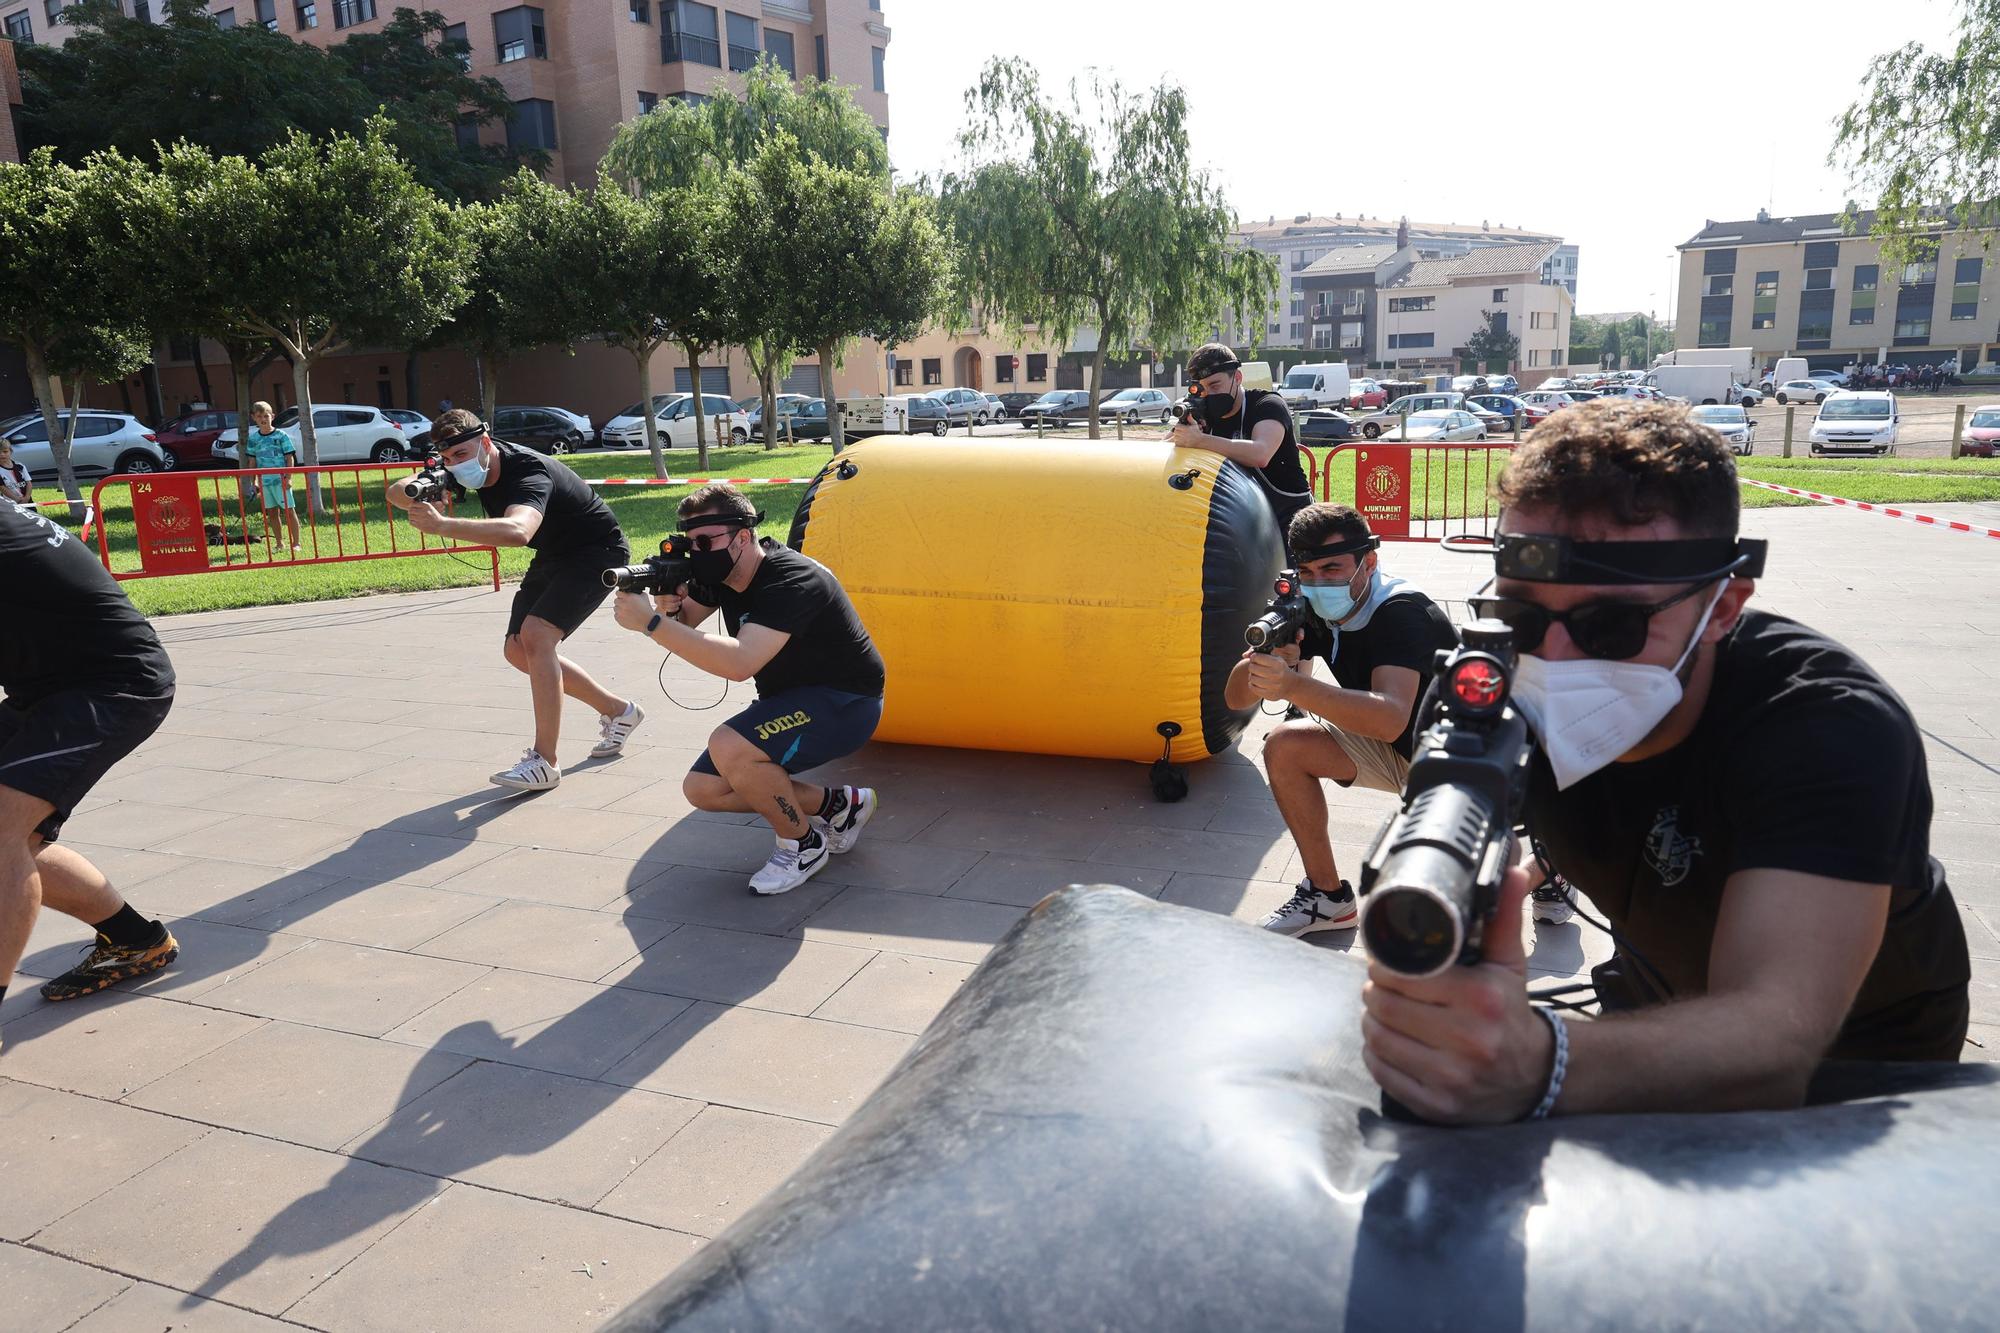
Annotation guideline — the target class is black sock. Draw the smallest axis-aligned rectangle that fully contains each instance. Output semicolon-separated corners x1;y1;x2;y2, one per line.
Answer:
816;787;846;820
92;903;158;948
798;826;823;851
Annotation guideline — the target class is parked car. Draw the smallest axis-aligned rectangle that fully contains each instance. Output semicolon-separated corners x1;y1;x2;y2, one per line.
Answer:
1730;385;1764;407
982;393;1010;420
995;391;1042;415
898;394;953;436
1690;403;1755;455
1279;363;1352;412
1592;384;1668;402
1466;393;1542;430
1485;373;1520;394
1449;375;1489;395
1298;410;1359;443
492;405;585;455
599;394;748;449
1353;392;1462;438
1098;388;1174;424
1347;377;1388;409
1808;370;1850;389
1397;410;1488;443
1519;389;1586;414
1809;390;1899;456
154;408;233;468
379;409;433;450
1017;390;1093;424
786;398;835;442
1962;404;2000;458
1539;377;1575;391
934;386;999;426
216;404;414;463
738;393;815;441
1;410;171;478
545;406;593;439
1773;380;1829;406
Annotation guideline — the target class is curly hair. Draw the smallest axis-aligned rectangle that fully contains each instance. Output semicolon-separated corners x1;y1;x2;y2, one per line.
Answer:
1496;398;1739;537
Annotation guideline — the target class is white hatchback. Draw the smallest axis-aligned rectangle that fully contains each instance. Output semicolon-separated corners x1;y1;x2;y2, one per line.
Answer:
215;404;415;464
0;410;171;478
600;394;747;449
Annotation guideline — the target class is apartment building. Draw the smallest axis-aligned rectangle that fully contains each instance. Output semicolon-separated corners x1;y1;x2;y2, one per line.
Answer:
1375;242;1571;376
1296;240;1412;361
1230;213;1580;348
1678;208;2000;372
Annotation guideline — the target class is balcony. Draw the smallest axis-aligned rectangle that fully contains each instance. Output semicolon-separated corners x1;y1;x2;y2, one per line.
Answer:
728;41;760;70
662;33;721;65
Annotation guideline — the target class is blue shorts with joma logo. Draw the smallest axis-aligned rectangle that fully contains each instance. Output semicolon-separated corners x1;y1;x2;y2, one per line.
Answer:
691;686;883;777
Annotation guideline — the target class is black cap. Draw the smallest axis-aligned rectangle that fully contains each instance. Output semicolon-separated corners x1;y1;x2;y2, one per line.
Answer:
1187;343;1241;380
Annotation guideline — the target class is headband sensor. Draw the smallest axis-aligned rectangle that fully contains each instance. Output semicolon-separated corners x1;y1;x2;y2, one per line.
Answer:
1296;534;1382;563
1489;532;1766;585
676;510;762;533
437;421;489;450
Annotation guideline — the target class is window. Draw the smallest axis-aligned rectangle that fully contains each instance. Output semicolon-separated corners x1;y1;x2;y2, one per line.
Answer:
332;0;373;27
765;28;794;76
1853;264;1878;292
1026;353;1048;382
494;5;546;61
1268;321;1281;335
1339;321;1363;350
454;118;480;148
1849;304;1875;326
1697;316;1729;346
133;0;150;20
1387;295;1433;313
893;362;911;387
1752;311;1775;330
1704;274;1733;297
443;20;468;63
630;0;648;20
295;1;316;28
1955;300;1982;320
44;0;62;24
663;1;719;65
1957;257;1983;285
1702;247;1737;275
1901;258;1938;287
1805;268;1832;290
1290;298;1302;316
4;11;32;39
996;355;1016;383
872;46;885;91
1754;271;1777;298
1492;288;1509;303
506;98;558;151
1953;256;1982;320
1388;332;1434;349
1797;297;1833;343
637;91;658;114
914;357;938;386
1342;291;1363;315
214;5;235;24
814;33;825;78
726;11;757;69
255;0;276;27
1895;315;1931;340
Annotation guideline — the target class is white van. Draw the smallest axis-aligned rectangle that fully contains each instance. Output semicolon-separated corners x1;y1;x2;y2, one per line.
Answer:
1809;391;1898;455
1280;363;1353;412
1769;357;1808;390
839;396;909;436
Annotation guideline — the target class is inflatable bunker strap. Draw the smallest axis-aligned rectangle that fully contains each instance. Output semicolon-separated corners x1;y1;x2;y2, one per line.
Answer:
786;438;1281;766
608;886;2000;1333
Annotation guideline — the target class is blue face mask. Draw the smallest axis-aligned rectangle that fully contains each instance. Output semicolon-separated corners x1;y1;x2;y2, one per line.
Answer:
446;446;489;488
1302;567;1371;622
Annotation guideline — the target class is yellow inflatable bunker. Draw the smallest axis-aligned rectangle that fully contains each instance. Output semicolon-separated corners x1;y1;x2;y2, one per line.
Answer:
786;436;1283;765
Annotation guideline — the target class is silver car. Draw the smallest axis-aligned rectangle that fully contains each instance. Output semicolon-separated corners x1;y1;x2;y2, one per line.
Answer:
1098;388;1174;424
934;386;999;426
1396;410;1487;442
1690;404;1755;455
1353;392;1463;438
0;410;171;478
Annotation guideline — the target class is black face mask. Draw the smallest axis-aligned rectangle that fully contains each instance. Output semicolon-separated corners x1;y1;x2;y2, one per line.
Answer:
690;534;742;585
1200;386;1241;431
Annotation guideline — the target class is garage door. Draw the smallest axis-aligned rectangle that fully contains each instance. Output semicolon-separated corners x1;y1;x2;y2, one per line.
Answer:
673;367;733;394
781;364;822;396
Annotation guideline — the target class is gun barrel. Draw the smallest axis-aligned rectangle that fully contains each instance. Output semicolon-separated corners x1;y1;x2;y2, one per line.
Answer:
1359;784;1499;977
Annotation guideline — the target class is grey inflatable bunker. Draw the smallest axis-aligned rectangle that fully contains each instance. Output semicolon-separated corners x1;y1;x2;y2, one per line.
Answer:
606;885;2000;1333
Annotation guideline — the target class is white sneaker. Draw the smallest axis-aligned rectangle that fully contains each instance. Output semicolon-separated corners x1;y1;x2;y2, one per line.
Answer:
813;786;877;854
491;749;560;792
591;701;645;758
1531;879;1576;925
748;829;830;895
1261;879;1358;936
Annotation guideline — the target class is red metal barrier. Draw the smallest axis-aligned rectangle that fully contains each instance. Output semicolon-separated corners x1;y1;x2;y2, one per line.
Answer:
1311;441;1514;541
88;462;500;588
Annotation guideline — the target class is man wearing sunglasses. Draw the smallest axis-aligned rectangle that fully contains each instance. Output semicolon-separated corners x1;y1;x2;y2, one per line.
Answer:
1168;343;1315;541
612;484;883;896
1226;504;1456;938
1361;399;1970;1125
386;409;643;792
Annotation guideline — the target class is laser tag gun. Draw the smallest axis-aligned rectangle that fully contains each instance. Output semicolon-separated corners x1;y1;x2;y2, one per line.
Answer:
403;454;459;506
1356;618;1533;977
1245;570;1311;651
602;533;697;594
1170;396;1200;425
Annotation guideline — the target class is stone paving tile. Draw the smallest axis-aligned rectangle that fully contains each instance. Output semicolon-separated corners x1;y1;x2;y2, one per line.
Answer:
134;735;291;774
615;863;846;935
357;755;517;795
815;839;985;895
602;816;780;869
60;800;239;852
65;1279;301;1331
301;828;511;888
383;969;691;1081
344;1060;702;1207
127;1021;475;1151
1159;871;1296;926
812;952;977;1035
36;1128;443;1317
794;886;1027;964
0;1241;132;1330
87;763;267;810
231;744;401;783
944;853;1171;909
416;900;675;981
261;719;426;754
0;1080;208;1240
128;859;346;926
453;801;666;856
247;880;501;951
196;939;489;1038
429;845;666;910
598;1105;834;1238
286;1182;701;1333
51;840;192;892
0;994;266;1101
910;807;1111;859
156;812;367;868
605;1001;914;1124
599;924;874;1016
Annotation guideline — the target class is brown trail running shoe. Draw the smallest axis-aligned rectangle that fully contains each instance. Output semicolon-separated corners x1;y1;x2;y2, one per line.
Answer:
38;926;179;1002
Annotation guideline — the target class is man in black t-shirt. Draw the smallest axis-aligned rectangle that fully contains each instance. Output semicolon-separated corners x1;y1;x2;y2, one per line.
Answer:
1360;399;1972;1126
1226;503;1455;939
1169;343;1315;541
612;483;886;896
1;500;182;1021
386;410;641;792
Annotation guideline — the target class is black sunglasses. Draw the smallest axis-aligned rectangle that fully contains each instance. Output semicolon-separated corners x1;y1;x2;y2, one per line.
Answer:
1469;582;1715;661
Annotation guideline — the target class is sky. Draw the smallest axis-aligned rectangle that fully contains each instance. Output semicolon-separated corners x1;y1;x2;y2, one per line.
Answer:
883;0;1966;319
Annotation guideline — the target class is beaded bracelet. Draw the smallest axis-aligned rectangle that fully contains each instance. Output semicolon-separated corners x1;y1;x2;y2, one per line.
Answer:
1528;1007;1568;1120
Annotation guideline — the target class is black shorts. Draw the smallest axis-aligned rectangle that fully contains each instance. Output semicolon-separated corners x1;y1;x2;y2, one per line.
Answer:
691;687;883;777
507;544;627;639
0;688;175;843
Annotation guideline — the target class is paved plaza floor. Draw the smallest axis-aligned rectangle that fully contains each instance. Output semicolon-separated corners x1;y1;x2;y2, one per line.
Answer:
4;501;1999;1330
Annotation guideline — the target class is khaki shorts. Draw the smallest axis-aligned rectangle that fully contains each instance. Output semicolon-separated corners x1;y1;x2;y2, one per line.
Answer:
1315;718;1410;794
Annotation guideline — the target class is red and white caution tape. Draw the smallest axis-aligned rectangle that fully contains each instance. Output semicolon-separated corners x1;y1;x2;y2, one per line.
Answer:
1740;477;2000;540
586;477;813;487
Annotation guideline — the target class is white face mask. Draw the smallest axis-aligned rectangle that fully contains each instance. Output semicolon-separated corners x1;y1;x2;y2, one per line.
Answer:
1509;584;1727;790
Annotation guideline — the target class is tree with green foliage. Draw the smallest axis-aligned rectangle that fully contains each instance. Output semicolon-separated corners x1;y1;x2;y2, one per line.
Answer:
1466;312;1520;371
0;150;152;519
939;59;1276;439
1833;0;2000;264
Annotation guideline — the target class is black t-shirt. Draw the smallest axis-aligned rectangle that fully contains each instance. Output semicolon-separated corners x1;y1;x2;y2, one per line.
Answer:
1299;589;1457;756
691;541;886;699
1;500;175;705
477;443;624;559
1523;610;1970;1060
1212;389;1312;514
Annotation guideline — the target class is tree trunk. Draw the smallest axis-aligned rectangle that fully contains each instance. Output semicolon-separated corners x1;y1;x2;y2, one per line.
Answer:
1086;342;1106;440
638;349;667;481
190;334;214;408
403;351;420;416
230;346;257;527
23;344;85;523
471;352;488;421
291;355;324;515
821;339;846;453
474;348;498;426
761;361;779;454
682;339;710;472
140;356;166;426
